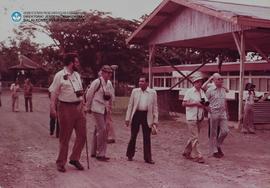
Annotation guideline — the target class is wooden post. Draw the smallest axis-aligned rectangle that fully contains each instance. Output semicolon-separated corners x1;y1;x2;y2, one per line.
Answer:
148;45;155;88
238;30;246;128
232;30;246;128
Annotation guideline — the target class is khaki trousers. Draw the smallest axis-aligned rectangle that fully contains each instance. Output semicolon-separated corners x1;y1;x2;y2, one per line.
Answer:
91;112;108;157
243;104;255;131
56;102;86;166
209;113;229;154
183;120;203;158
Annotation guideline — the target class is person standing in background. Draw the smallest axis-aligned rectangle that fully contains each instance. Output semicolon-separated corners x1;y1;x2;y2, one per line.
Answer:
10;78;20;112
0;80;2;107
23;78;33;112
48;91;59;138
106;69;116;144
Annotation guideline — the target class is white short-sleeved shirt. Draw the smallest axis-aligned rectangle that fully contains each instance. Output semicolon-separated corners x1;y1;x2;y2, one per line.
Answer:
183;87;207;121
49;67;83;102
244;92;255;106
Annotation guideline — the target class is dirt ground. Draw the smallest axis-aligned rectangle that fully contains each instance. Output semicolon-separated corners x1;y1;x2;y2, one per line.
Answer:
0;91;269;188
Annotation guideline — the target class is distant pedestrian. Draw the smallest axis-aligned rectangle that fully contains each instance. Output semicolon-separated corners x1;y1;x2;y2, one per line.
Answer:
125;75;158;164
182;74;208;164
49;53;86;172
107;69;116;144
206;73;229;158
48;92;59;138
10;79;20;112
23;78;33;112
241;83;269;134
0;80;2;107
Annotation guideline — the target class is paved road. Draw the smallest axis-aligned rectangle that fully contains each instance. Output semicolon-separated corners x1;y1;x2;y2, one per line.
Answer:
0;92;270;188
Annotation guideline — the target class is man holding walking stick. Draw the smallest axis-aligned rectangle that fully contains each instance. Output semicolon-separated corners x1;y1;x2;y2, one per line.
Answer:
49;53;86;172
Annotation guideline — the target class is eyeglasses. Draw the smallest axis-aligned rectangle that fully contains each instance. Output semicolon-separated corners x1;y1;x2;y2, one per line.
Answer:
104;71;112;74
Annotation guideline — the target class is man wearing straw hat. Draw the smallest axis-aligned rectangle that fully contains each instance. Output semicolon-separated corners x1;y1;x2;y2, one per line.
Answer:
182;73;208;163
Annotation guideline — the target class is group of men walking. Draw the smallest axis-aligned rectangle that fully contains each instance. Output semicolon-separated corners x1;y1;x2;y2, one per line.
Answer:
49;53;158;172
50;52;269;173
182;73;229;163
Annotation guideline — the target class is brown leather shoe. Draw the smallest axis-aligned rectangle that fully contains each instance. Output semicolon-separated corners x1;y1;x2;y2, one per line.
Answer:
193;157;205;164
213;152;222;158
69;160;84;170
182;152;192;160
217;147;224;157
145;160;155;164
96;156;110;161
57;164;66;172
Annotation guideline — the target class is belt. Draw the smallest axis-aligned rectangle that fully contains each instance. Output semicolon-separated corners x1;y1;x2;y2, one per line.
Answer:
59;100;81;105
136;110;147;113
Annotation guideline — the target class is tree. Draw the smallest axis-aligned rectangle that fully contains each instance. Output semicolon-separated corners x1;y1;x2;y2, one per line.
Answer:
18;11;147;83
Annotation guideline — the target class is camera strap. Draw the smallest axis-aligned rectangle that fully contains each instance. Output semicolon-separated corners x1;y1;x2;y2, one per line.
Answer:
65;70;83;93
197;90;204;122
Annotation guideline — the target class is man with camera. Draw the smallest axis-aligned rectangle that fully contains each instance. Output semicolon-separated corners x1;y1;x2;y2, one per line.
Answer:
49;53;86;172
85;65;114;162
206;73;229;158
182;74;208;163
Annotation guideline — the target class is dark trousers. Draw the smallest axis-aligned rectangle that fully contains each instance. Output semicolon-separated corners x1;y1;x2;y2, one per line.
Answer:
126;111;152;161
50;117;59;137
24;97;33;112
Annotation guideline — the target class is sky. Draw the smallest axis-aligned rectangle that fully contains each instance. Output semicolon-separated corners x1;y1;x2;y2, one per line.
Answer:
0;0;270;46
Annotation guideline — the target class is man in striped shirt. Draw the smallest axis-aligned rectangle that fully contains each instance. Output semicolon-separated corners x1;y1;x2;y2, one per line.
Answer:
206;73;229;158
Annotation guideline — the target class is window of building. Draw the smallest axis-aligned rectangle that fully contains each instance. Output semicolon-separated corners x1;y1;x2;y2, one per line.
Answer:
165;78;171;87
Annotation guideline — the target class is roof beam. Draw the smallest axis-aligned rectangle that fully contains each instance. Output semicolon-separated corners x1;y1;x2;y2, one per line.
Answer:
156;11;172;17
232;32;241;55
143;25;158;30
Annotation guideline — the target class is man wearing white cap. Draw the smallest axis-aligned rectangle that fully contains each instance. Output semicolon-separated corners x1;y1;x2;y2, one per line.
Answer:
182;74;208;163
206;73;229;158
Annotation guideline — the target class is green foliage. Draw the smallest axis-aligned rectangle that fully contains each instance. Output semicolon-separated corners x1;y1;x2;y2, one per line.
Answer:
18;10;147;82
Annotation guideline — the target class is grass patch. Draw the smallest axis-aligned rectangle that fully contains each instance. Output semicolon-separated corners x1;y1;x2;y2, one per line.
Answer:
112;96;129;114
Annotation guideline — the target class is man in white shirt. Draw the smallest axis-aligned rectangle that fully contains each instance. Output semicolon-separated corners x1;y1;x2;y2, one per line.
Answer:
125;75;158;164
49;53;86;172
182;74;208;163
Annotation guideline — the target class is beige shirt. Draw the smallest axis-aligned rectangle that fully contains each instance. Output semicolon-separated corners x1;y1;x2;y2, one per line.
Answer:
49;67;83;102
183;87;207;121
86;77;114;114
244;92;255;106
